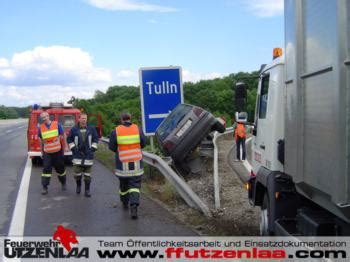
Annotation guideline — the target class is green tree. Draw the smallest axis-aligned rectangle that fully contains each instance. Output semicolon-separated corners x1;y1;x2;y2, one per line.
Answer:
0;105;19;119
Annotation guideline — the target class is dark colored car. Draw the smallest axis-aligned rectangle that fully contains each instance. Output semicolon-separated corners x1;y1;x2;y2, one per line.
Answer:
155;103;225;162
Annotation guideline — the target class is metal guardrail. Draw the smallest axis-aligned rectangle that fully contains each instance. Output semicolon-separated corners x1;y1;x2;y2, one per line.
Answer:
100;137;211;217
212;127;234;209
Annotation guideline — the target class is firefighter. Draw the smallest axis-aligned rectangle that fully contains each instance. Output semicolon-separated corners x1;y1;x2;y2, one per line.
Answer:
38;111;68;195
109;112;146;219
67;113;98;197
233;120;247;161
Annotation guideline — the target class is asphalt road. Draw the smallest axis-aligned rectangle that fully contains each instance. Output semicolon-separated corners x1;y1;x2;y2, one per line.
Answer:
0;119;195;236
0;119;28;235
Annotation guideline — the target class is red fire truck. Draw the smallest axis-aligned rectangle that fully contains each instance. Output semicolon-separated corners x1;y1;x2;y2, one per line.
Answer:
27;102;102;164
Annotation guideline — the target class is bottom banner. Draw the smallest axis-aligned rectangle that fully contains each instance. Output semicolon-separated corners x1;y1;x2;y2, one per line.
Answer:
1;233;349;261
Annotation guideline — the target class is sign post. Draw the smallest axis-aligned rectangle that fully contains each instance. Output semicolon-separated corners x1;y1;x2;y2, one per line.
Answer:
139;66;183;136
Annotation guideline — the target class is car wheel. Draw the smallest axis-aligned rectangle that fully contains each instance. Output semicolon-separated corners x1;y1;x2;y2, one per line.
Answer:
212;119;225;133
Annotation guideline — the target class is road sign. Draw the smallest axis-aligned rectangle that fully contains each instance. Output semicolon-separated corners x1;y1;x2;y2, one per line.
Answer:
139;66;183;135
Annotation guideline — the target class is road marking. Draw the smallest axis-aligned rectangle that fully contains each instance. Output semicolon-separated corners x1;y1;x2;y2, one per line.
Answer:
242;137;253;173
8;157;32;236
149;113;169;119
5;129;13;133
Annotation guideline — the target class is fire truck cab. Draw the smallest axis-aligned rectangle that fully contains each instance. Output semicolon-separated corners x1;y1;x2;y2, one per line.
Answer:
27;102;102;164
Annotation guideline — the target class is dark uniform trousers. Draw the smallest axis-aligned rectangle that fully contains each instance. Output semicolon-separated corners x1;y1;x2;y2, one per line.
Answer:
119;176;142;206
42;151;66;187
236;137;246;160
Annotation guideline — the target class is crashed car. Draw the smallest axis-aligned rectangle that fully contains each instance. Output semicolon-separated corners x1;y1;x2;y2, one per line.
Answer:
155;103;225;162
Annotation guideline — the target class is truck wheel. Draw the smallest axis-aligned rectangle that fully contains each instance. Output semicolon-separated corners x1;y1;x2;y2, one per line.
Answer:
260;193;272;235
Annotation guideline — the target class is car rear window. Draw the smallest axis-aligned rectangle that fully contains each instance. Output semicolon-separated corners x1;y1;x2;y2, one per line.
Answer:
59;115;75;128
157;104;192;141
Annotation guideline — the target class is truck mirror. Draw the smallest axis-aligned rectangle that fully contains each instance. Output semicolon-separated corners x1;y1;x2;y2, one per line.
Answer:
235;82;247;112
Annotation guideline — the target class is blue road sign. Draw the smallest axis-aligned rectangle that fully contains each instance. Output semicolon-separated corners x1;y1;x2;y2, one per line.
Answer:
139;66;183;135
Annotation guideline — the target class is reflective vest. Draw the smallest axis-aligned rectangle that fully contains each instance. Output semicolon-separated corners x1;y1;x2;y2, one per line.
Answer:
235;123;246;140
116;124;142;162
40;121;62;153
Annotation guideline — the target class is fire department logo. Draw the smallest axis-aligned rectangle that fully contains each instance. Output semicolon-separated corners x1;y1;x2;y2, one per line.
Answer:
4;225;89;259
53;225;79;252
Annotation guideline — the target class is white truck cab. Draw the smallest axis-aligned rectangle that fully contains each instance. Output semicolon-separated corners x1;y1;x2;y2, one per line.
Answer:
252;55;285;176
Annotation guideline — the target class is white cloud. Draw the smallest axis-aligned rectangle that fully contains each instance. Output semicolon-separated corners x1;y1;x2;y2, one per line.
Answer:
0;46;112;87
116;69;137;78
115;69;138;85
243;0;283;17
0;69;15;79
0;46;113;106
85;0;177;13
0;85;103;107
182;70;224;83
0;58;9;68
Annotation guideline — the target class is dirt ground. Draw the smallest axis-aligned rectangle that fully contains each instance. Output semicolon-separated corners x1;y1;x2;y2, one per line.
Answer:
214;133;260;235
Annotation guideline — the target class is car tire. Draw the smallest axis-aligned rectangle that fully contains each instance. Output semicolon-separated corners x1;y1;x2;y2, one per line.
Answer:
212;119;225;133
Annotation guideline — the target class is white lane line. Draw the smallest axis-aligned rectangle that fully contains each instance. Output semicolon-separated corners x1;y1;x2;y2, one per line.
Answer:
8;157;32;236
5;129;13;133
242;137;253;173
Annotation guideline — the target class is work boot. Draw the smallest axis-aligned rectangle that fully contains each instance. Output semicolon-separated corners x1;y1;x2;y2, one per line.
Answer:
130;205;138;219
84;181;91;197
61;183;66;191
41;187;48;195
76;179;81;194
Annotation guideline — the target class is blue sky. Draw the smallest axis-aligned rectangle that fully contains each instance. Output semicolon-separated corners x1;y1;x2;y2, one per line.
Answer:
0;0;283;106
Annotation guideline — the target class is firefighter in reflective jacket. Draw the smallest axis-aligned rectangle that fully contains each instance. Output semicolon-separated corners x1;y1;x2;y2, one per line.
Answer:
67;113;98;197
109;112;146;219
38;111;68;195
234;121;247;161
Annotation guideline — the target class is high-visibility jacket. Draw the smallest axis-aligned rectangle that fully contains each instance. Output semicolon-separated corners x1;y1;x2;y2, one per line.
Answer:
40;121;62;153
116;124;142;162
235;123;246;141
